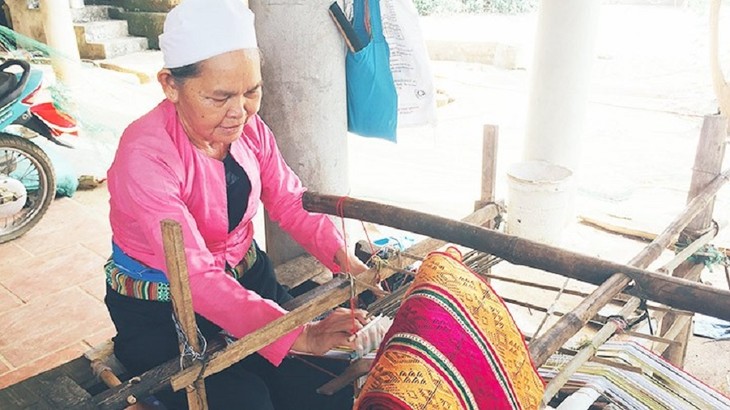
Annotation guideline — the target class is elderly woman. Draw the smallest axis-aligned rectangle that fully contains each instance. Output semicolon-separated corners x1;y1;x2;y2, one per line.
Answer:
103;0;368;408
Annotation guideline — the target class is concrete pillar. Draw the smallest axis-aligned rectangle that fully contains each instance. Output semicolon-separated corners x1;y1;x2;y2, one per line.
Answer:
250;0;348;267
39;0;81;83
523;0;601;171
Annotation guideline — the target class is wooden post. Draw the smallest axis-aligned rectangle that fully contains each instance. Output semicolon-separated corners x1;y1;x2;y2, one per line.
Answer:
161;220;208;410
475;124;499;213
661;114;727;366
302;191;730;322
475;124;499;282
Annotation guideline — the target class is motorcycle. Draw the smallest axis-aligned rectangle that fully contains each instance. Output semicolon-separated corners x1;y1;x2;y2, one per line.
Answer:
0;59;78;243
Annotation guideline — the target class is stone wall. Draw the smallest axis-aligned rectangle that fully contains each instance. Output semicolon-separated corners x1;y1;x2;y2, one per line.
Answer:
6;1;46;43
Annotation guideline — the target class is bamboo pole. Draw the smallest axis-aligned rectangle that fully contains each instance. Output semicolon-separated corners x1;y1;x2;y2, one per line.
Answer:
302;189;730;322
531;219;718;367
84;343;138;406
658;228;718;275
540;228;714;404
530;183;728;366
662;114;727;366
161;220;208;410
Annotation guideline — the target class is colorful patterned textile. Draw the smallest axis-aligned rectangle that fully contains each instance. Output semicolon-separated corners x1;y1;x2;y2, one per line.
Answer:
106;243;258;302
356;248;544;410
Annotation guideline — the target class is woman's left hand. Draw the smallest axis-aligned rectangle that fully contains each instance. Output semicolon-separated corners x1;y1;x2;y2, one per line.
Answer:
291;307;370;355
334;247;369;275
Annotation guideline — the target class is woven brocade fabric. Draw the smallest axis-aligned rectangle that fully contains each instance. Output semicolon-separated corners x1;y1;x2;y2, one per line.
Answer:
355;248;544;410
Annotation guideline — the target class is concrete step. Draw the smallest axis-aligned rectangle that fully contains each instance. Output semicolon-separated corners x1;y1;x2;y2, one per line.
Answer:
71;5;118;23
98;50;164;83
82;36;149;60
109;9;166;49
74;19;129;43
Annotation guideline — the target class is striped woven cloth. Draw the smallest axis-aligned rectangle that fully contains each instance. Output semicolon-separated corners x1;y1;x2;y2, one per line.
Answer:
355;248;544;410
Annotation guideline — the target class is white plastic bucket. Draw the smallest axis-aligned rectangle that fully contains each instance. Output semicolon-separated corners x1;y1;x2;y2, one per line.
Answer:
506;160;574;245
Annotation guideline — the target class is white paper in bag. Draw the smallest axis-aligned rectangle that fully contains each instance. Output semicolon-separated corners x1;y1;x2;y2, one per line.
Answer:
380;0;437;127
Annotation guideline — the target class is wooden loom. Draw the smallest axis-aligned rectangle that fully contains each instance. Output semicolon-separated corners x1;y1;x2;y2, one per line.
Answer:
1;116;729;408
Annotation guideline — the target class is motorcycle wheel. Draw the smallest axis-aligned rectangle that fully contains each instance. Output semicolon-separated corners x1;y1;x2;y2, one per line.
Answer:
0;133;56;243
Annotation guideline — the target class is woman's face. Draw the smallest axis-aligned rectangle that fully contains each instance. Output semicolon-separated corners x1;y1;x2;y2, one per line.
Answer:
164;49;262;146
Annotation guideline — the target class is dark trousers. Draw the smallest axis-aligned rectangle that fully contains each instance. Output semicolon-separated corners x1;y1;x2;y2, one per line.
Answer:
105;247;353;410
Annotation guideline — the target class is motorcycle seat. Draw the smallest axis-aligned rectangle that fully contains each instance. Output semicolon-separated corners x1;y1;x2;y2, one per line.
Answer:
0;72;18;103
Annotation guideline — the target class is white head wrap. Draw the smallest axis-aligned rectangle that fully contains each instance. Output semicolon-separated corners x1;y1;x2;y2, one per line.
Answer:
159;0;258;69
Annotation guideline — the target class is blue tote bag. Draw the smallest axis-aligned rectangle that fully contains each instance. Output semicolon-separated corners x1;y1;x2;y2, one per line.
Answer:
346;0;398;141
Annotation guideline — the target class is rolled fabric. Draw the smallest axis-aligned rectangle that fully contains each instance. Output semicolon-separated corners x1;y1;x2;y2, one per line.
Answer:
355;248;544;410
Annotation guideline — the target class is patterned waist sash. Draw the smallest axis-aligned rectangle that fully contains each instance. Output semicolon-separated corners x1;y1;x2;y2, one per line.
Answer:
106;243;258;302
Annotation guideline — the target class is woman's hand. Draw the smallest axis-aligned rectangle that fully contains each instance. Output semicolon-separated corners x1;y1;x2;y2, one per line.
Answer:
290;308;369;356
334;247;369;275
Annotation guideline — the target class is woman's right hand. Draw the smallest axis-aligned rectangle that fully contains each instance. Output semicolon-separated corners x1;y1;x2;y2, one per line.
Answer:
290;307;369;356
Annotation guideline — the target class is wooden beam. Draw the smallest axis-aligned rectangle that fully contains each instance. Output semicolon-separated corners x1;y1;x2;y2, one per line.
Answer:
302;190;730;322
170;277;353;391
317;358;374;396
161;220;208;410
623;330;681;347
655;315;693;355
275;253;330;289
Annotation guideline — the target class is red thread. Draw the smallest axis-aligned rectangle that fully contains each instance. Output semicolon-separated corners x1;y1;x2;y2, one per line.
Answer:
335;196;351;275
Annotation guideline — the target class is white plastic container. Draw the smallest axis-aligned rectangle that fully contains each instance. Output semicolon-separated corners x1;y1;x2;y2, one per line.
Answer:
506;160;574;245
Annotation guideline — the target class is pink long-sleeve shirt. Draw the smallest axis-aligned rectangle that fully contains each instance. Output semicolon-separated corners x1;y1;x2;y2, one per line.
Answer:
107;100;345;365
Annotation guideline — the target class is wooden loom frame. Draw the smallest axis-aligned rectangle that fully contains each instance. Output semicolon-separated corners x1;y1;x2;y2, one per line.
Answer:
74;115;730;409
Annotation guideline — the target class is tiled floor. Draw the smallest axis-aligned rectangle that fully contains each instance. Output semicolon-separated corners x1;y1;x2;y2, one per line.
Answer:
0;187;115;389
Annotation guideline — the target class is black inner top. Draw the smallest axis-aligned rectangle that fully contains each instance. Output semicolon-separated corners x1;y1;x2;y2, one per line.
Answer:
223;153;252;233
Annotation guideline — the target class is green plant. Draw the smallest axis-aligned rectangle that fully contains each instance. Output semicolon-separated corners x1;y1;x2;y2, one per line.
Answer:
414;0;537;16
484;0;538;14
